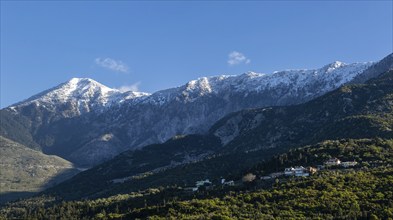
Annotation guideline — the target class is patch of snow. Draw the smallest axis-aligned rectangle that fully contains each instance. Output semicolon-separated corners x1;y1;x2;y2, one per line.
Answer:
9;78;150;115
141;61;373;106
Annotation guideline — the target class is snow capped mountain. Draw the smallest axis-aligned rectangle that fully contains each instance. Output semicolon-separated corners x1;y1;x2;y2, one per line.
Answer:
141;61;372;105
9;61;371;115
3;55;391;167
10;78;149;117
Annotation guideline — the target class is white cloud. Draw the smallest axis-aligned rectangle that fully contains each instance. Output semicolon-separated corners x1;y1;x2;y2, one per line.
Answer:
227;51;251;66
95;57;129;73
117;82;140;92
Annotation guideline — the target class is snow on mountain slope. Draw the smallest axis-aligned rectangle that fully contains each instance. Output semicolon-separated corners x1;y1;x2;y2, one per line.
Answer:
10;78;149;116
142;61;372;105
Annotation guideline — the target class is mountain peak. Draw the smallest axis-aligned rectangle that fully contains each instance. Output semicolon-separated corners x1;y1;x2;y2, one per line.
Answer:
331;60;345;66
68;77;93;82
65;77;111;91
241;71;264;78
9;78;132;115
67;77;96;85
322;61;346;72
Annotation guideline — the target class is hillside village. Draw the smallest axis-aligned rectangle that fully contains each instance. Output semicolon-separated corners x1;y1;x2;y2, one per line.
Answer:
189;158;359;192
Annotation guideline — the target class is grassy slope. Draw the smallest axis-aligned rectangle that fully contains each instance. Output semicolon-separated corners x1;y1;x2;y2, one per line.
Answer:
0;136;79;203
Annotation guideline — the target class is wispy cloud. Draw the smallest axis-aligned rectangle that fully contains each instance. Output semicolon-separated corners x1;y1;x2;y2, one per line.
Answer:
95;57;129;73
227;51;251;66
117;82;141;92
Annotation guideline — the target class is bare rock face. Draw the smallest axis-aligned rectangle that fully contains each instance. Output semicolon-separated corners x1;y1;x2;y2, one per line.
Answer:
2;54;392;167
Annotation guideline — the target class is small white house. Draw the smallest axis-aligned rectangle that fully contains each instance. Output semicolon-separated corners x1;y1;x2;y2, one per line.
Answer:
341;161;358;168
223;180;235;186
325;158;341;166
221;179;235;186
284;167;295;175
196;179;212;187
284;166;309;177
294;166;309;177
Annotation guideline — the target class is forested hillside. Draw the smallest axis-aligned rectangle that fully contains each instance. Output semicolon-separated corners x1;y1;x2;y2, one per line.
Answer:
1;138;392;219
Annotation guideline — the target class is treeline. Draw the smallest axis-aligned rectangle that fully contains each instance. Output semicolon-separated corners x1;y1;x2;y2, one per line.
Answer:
3;167;392;219
131;168;393;219
246;138;393;176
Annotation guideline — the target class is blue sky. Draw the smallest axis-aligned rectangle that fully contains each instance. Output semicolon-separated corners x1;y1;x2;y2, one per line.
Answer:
1;1;392;108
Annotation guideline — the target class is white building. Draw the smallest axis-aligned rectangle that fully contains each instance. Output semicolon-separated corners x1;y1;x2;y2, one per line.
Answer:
341;161;358;168
221;179;235;186
325;158;341;166
223;180;235;186
196;179;212;187
294;166;309;177
284;166;309;177
284;167;295;175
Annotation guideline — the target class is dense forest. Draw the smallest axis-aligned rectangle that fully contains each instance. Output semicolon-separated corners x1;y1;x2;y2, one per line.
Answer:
1;138;392;219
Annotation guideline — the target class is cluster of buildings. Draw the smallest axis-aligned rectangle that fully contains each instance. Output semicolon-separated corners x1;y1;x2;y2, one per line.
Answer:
260;167;315;179
260;158;358;180
187;158;359;192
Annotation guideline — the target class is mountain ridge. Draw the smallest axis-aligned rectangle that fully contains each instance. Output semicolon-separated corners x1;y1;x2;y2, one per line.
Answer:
7;60;373;110
9;77;149;115
1;56;389;167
